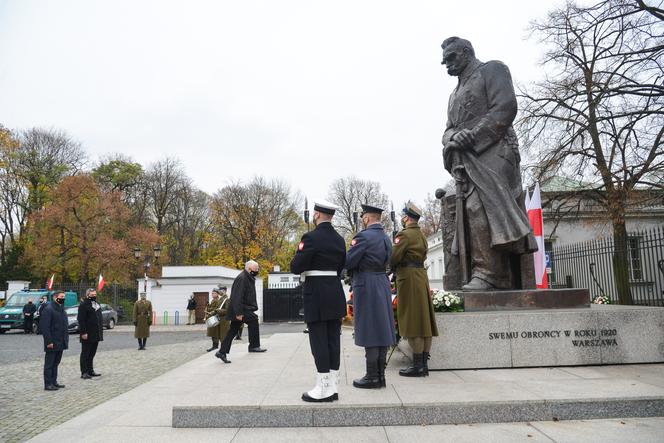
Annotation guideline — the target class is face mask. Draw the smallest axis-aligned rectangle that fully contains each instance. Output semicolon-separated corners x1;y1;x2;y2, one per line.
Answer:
250;270;259;277
89;296;97;302
56;298;65;304
28;301;32;304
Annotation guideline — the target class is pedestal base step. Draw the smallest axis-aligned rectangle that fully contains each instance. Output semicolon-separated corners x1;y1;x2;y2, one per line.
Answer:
463;288;589;311
172;397;664;428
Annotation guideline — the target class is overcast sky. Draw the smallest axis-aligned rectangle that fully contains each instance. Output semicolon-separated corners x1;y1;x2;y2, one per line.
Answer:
0;0;562;210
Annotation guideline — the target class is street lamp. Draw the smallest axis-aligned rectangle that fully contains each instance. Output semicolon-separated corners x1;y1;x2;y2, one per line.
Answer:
390;201;397;240
134;245;161;292
304;198;310;232
352;211;359;233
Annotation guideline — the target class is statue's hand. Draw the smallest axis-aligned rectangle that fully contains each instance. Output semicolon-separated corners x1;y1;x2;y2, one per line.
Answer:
443;142;459;171
452;129;475;149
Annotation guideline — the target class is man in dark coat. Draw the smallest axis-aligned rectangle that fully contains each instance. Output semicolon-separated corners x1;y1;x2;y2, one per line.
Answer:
216;261;266;363
36;296;47;334
41;291;69;391
345;204;396;389
22;298;37;333
291;200;347;403
77;288;104;379
441;36;537;290
186;294;196;325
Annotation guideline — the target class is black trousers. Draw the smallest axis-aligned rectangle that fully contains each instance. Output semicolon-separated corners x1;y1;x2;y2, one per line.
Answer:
307;319;341;373
219;317;260;353
80;341;99;375
24;317;33;333
44;350;63;387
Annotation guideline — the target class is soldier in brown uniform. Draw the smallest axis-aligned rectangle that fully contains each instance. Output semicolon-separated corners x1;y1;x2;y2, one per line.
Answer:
205;288;230;352
390;202;438;377
133;293;152;350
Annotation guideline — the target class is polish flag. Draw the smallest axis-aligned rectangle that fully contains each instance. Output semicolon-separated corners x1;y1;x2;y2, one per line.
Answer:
97;273;105;292
527;183;548;289
47;274;55;290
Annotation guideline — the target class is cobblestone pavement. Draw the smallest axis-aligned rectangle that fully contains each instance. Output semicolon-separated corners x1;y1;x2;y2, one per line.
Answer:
0;338;212;443
0;322;305;365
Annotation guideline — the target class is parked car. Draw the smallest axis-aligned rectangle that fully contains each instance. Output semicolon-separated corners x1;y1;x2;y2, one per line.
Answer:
66;304;118;333
0;290;78;333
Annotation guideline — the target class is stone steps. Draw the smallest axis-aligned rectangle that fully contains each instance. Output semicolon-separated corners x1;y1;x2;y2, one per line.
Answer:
172;397;664;428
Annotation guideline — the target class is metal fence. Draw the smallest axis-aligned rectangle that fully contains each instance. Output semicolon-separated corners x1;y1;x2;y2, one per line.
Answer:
549;226;664;305
263;286;304;322
28;281;138;324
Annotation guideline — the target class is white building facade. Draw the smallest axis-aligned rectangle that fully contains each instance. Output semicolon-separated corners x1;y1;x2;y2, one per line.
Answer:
426;231;445;290
137;266;263;324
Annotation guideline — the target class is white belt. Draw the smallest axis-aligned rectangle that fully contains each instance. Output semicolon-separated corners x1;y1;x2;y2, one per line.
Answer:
300;270;337;282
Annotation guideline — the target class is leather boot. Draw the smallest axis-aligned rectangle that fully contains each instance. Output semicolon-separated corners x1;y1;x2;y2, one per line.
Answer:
353;359;380;389
399;353;426;377
330;369;339;400
423;352;430;376
302;373;336;402
378;353;387;388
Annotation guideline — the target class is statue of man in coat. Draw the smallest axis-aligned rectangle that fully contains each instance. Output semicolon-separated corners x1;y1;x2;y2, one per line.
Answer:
441;36;537;291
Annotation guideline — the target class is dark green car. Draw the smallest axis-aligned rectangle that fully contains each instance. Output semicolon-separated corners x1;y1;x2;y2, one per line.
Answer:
0;290;78;333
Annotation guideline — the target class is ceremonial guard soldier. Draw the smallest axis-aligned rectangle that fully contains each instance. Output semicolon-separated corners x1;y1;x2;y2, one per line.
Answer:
290;200;347;402
345;204;396;389
133;292;152;350
390;202;438;377
205;288;230;352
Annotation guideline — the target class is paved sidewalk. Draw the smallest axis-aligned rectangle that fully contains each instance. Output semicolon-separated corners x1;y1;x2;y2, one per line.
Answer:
26;331;664;442
0;338;209;443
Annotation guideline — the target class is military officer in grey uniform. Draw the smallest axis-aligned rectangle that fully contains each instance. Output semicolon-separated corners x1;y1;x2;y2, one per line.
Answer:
345;204;396;389
290;200;347;403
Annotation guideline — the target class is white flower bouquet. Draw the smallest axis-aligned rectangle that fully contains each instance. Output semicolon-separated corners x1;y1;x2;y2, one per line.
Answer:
431;288;463;312
592;294;611;305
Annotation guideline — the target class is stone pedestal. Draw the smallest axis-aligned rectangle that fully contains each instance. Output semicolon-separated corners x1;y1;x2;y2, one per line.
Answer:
464;288;590;311
398;305;664;370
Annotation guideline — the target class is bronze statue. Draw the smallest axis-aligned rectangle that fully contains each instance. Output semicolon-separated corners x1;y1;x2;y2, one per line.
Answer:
441;37;537;291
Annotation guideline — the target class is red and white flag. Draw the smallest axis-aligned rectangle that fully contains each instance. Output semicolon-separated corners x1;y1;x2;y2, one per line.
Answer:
527;183;548;289
97;273;105;292
47;274;55;290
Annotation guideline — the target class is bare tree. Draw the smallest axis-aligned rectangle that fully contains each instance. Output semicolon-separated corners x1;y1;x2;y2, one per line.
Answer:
15;127;87;212
327;176;393;240
518;0;664;304
420;193;443;237
166;182;211;265
145;157;187;234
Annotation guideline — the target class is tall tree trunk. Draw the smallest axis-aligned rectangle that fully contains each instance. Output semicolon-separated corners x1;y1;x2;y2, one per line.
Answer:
611;204;633;305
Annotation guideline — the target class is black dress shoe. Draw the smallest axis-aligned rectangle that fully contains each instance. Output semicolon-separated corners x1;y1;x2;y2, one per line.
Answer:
54;383;65;388
44;385;58;391
248;347;267;353
206;346;216;352
81;373;92;379
89;371;101;377
215;352;231;363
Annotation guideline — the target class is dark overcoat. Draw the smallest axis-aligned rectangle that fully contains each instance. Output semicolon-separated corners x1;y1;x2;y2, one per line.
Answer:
390;223;439;338
345;223;396;347
441;59;536;254
78;298;104;342
205;294;230;340
41;301;69;352
226;270;258;321
290;222;347;323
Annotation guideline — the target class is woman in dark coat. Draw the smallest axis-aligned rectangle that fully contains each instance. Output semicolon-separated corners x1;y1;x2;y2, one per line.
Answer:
78;289;104;379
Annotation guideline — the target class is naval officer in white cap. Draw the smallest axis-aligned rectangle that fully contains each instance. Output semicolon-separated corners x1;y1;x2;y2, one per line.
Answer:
290;199;347;402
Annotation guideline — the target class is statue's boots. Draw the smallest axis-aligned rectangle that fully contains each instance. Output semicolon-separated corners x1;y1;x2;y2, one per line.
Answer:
399;353;426;377
353;359;381;389
462;277;495;291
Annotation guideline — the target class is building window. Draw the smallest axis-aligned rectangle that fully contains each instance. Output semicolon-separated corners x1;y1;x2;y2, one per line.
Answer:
627;237;643;281
292;276;299;282
280;277;290;283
